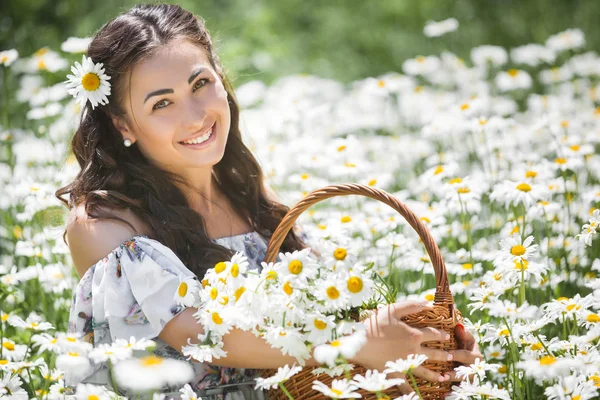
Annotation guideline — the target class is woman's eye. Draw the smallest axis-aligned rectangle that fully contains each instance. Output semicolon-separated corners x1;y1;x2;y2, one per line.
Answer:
152;99;169;110
152;79;209;111
193;78;209;91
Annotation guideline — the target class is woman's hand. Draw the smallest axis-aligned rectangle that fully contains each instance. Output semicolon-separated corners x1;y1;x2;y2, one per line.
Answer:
446;322;483;382
350;301;454;394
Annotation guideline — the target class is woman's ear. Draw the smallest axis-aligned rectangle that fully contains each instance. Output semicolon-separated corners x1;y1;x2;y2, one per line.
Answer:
110;115;136;144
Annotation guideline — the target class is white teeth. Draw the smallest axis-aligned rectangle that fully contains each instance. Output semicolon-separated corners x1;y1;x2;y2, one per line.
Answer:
180;125;213;145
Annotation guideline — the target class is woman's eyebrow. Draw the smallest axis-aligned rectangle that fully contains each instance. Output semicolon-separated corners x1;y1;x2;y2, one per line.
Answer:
143;67;207;104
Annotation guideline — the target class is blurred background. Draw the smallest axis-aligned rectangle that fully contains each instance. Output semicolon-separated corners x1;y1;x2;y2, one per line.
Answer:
1;0;598;86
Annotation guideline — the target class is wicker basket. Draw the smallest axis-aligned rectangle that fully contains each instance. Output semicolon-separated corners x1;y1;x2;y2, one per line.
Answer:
260;183;463;400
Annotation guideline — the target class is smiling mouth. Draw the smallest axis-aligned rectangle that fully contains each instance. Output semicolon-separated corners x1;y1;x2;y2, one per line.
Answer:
178;123;216;145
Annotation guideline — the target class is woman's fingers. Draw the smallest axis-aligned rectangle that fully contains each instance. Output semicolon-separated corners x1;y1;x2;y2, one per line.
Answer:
386;371;415;394
449;349;483;365
419;346;453;363
390;301;432;319
419;326;450;343
411;365;451;383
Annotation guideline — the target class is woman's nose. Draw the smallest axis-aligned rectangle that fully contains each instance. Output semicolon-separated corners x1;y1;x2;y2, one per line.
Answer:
181;98;208;132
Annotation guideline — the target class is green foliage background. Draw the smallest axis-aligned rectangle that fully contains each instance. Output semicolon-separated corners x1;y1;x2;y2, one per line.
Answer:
1;0;599;85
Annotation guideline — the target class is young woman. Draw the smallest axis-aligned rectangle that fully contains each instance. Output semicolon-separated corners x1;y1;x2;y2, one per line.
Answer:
56;3;481;399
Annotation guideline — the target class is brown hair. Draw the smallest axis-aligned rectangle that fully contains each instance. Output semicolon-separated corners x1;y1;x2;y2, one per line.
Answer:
56;3;306;278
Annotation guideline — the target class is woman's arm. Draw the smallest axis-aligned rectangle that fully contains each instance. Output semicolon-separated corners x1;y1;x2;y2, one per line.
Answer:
159;308;320;369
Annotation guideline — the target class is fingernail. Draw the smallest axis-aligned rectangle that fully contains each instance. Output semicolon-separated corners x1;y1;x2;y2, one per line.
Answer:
447;353;453;361
445;334;451;340
456;323;464;330
438;375;445;382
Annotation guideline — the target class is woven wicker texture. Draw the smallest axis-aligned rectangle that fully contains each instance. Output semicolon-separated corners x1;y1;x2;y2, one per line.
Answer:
260;183;464;399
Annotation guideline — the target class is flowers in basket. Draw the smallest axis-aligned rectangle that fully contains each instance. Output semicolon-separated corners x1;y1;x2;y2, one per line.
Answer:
172;240;427;397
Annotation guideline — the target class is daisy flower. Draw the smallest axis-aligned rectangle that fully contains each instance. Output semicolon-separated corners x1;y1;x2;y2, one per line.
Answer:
304;313;336;345
312;378;361;399
384;354;428;375
174;276;201;307
55;351;92;382
75;383;110;400
352;369;405;392
254;364;303;390
64;55;111;109
181;333;227;363
113;336;156;351
423;18;459;38
544;374;599;400
31;333;60;354
495;235;538;266
490;179;548;209
88;343;132;364
277;248;319;284
314;330;367;367
0;49;19;67
576;209;599;246
114;355;194;393
179;383;198;400
195;306;234;336
264;326;311;362
1;339;27;361
0;374;27;398
546;28;586;52
495;69;533;92
315;275;351;312
7;312;53;331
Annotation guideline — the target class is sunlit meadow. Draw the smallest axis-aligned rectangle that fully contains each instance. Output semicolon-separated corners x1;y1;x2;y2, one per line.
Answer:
1;22;600;399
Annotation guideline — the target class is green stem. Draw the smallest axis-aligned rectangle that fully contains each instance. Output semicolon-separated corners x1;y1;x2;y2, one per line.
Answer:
278;382;295;400
406;370;422;400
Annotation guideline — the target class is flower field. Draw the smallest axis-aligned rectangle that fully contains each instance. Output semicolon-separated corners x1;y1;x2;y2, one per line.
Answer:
1;26;600;399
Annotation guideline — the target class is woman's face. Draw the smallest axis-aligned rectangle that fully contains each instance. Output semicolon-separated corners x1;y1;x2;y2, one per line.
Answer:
114;37;231;175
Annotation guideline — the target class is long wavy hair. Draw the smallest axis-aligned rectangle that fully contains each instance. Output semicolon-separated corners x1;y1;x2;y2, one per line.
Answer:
56;3;307;278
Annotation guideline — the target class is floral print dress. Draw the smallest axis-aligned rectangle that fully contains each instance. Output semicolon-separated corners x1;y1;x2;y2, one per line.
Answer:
67;231;278;400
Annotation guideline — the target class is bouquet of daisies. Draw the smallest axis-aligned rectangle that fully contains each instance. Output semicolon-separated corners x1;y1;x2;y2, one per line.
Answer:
173;238;382;371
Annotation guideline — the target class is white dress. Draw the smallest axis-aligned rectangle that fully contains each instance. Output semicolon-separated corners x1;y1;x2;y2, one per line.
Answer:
66;231;277;399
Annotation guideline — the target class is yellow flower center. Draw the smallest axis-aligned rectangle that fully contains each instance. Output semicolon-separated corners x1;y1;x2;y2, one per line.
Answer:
214;262;226;273
539;355;556;365
510;245;526;256
81;72;101;91
368;179;377;186
516;183;531;192
231;263;239;278
266;270;277;280
326;286;340;300
530;343;543;351
333;248;347;261
420;216;431;223
462;263;473;270
212;312;223;324
331;389;343;396
330;340;340;347
67;352;79;357
234;286;246;302
283;281;293;296
457;187;470;194
425;293;435;301
140;355;163;367
210;287;218;300
513;259;528;271
347;276;363;293
434;166;444;175
314;319;327;330
460;103;469;110
3;342;14;351
0;360;7;365
507;69;519;77
449;177;463;184
586;313;600;323
301;173;309;180
201;279;209;288
498;329;509;337
88;395;100;400
341;215;352;223
498;365;507;373
337;145;347;152
525;170;537;178
288;260;303;275
177;282;188;297
554;157;567;164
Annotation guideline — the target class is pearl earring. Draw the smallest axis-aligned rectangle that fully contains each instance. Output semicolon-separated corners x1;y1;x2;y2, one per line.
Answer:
124;138;132;147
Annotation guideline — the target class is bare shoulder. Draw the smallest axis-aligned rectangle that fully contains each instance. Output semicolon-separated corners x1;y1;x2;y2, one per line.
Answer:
66;202;150;278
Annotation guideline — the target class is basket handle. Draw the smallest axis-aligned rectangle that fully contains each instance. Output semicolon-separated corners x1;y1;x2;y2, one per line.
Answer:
265;183;455;308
